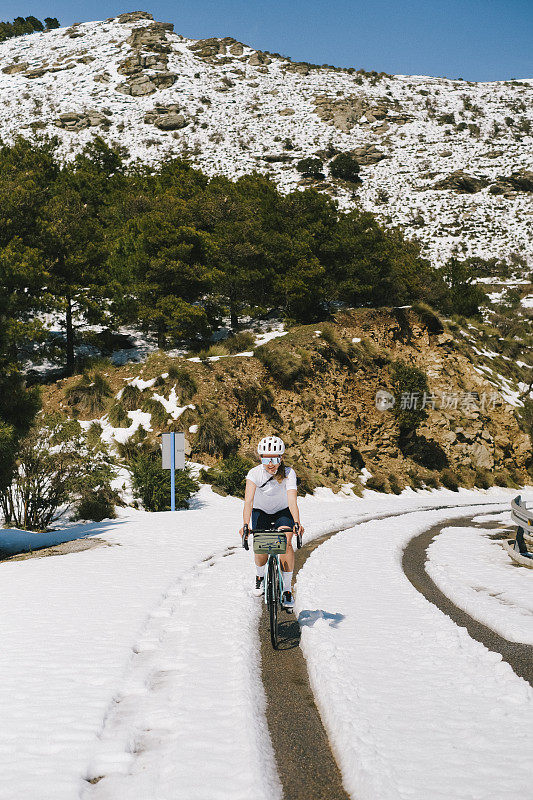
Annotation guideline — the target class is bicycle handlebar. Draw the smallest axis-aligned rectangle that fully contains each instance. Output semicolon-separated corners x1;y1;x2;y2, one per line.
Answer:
242;523;302;550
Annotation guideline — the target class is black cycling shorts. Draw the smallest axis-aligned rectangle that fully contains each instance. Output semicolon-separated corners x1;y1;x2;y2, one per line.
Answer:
252;507;294;531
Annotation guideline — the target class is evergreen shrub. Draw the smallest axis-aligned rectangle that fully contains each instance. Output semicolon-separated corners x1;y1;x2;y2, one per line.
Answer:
65;372;113;417
199;454;254;498
193;408;239;456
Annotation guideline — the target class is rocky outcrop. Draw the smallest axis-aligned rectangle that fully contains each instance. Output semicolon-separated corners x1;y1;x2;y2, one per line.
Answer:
188;37;245;61
433;170;489;193
350;144;387;166
116;75;156;96
144;104;188;130
116;20;176;96
313;94;394;132
126;22;174;52
116;11;154;23
118;52;169;76
490;170;533;195
228;306;528;488
283;62;310;76
54;110;111;132
117;71;177;94
2;62;29;75
248;51;271;67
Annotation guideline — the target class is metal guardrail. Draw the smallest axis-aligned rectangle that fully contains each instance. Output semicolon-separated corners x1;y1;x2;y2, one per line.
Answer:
510;495;533;530
506;495;533;565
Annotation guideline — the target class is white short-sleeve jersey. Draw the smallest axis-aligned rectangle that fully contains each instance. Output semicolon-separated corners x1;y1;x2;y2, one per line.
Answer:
246;464;297;514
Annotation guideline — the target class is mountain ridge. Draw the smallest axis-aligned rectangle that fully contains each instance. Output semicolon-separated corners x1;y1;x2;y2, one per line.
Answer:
0;10;532;270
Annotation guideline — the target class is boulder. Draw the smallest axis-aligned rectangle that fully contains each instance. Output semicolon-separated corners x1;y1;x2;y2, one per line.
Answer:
350;144;387;165
248;51;271;66
434;170;488;193
116;75;156;96
278;108;295;116
55;112;90;132
153;112;187;130
86;110;110;127
283;62;310;75
468;442;494;470
2;62;29;75
144;104;187;129
229;42;244;55
312;94;394;133
129;75;157;96
117;11;154;23
54;111;110;132
151;72;177;89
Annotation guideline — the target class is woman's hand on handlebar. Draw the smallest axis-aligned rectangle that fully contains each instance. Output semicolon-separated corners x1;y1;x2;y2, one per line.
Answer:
293;522;304;549
240;524;250;550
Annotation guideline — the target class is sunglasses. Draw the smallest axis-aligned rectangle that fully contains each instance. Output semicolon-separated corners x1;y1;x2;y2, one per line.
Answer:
261;456;282;465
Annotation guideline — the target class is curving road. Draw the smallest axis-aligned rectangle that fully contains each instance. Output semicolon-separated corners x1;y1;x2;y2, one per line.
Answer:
258;502;519;800
402;514;533;686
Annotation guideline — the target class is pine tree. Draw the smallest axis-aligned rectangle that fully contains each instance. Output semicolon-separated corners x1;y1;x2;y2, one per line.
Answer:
39;170;107;374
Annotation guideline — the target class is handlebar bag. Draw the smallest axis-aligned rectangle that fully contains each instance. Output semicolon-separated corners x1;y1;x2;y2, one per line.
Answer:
253;532;287;555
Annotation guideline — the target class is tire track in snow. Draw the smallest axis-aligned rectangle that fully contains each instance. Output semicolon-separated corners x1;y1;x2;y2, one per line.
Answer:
403;514;533;686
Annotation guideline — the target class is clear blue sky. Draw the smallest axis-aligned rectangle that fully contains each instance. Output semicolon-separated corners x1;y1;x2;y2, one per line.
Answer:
3;1;532;81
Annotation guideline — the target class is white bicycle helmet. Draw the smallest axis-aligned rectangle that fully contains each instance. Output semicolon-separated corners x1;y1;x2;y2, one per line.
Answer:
257;435;285;456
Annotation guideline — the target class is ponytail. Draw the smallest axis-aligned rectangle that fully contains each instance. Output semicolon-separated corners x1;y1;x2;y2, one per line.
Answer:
274;457;288;483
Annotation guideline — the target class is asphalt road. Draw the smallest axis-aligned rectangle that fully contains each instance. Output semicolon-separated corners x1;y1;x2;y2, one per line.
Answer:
259;530;352;800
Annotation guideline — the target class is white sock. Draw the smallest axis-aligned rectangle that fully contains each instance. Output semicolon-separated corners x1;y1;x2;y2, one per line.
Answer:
255;564;266;578
282;571;293;592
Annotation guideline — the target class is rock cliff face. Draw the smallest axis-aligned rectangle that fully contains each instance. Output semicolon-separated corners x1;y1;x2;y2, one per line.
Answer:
229;308;530;490
42;308;531;493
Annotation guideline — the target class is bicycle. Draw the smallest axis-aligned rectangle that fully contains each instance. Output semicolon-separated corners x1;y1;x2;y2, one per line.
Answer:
242;523;302;649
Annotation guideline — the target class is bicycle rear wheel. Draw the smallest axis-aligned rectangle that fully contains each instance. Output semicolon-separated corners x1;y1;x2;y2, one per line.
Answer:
267;557;279;649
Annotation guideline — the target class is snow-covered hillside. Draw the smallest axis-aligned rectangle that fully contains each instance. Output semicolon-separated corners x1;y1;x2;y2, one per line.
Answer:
1;11;532;268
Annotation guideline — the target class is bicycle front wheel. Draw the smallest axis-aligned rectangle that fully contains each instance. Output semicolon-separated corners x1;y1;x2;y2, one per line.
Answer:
267;557;279;649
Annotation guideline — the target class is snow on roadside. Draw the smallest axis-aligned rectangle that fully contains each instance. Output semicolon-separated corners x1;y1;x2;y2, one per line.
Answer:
295;504;533;800
0;486;522;799
0;487;279;800
426;520;533;644
83;543;281;800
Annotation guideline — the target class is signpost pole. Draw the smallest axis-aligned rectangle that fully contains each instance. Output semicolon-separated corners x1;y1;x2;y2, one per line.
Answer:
170;431;175;512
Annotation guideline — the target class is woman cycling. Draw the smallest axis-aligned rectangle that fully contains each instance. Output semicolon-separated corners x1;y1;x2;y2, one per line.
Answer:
240;436;304;610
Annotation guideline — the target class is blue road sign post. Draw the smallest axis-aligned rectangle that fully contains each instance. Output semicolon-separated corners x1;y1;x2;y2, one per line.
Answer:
161;432;185;512
170;431;175;512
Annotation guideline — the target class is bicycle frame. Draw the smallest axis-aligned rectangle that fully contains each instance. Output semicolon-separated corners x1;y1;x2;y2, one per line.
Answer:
263;553;284;605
